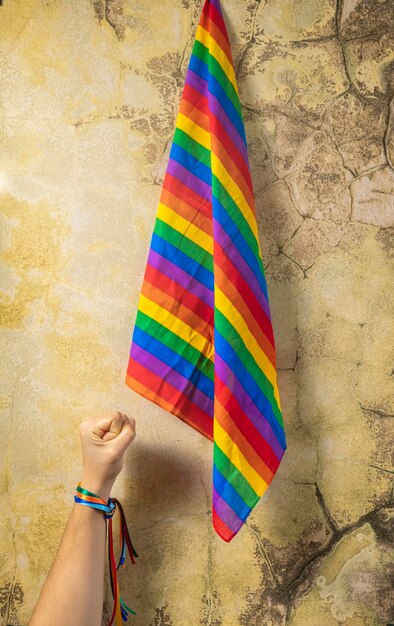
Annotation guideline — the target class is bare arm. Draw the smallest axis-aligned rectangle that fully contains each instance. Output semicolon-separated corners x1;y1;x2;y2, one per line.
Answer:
29;411;136;626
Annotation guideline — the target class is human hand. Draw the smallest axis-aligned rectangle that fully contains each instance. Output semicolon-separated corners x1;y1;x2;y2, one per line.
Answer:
78;411;136;501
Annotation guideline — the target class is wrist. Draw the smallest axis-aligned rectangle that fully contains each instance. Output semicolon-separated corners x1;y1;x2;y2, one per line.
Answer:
79;474;115;502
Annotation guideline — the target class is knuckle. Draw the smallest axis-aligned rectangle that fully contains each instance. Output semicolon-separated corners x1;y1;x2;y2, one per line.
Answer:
106;447;116;460
108;452;117;464
126;425;136;442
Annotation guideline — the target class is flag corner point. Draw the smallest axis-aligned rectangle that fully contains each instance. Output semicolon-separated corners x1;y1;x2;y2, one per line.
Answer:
212;508;237;543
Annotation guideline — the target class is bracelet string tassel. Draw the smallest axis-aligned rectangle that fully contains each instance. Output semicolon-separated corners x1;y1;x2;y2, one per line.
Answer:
74;483;139;624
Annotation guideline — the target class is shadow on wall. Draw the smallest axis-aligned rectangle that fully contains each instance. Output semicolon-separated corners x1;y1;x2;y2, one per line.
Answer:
102;434;213;624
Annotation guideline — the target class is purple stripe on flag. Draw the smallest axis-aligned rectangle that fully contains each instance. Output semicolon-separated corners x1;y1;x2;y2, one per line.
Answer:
167;159;211;199
210;0;223;14
147;249;214;305
213;486;244;534
215;354;284;460
213;219;271;321
130;343;214;416
185;69;249;164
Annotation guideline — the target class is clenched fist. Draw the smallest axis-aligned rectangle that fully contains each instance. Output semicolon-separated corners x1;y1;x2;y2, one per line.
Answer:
78;411;136;501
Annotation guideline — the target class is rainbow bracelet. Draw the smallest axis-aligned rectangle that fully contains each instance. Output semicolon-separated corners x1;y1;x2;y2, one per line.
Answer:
74;482;139;624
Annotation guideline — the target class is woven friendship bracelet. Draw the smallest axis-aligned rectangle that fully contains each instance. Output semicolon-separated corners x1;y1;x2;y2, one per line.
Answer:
74;482;139;624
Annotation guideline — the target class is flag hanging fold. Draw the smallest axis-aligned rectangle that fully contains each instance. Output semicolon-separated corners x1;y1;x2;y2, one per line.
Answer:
125;0;287;542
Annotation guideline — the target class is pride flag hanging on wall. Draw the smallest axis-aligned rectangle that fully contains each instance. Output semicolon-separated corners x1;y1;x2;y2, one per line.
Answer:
125;0;287;542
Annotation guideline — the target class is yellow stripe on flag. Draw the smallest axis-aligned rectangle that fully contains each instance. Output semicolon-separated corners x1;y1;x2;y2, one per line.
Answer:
214;420;269;495
176;112;211;151
215;285;282;411
157;202;213;254
211;152;262;256
196;25;239;96
139;294;214;362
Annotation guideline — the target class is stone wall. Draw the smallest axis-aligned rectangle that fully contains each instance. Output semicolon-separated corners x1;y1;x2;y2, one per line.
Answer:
0;1;393;624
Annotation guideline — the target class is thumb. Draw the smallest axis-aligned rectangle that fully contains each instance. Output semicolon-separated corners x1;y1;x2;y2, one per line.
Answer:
107;418;136;457
88;412;126;441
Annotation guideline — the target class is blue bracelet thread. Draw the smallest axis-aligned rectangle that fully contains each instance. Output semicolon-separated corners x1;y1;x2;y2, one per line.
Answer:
74;482;138;624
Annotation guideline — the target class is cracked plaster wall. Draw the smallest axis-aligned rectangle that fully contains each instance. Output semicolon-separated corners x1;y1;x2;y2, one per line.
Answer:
0;0;393;625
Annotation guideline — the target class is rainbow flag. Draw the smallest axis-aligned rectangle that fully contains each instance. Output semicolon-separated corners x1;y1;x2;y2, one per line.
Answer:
125;0;287;542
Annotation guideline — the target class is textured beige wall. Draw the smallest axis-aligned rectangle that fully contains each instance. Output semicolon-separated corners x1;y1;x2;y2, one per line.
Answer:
1;0;393;624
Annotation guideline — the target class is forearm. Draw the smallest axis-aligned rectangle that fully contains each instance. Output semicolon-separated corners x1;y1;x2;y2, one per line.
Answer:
29;480;112;626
